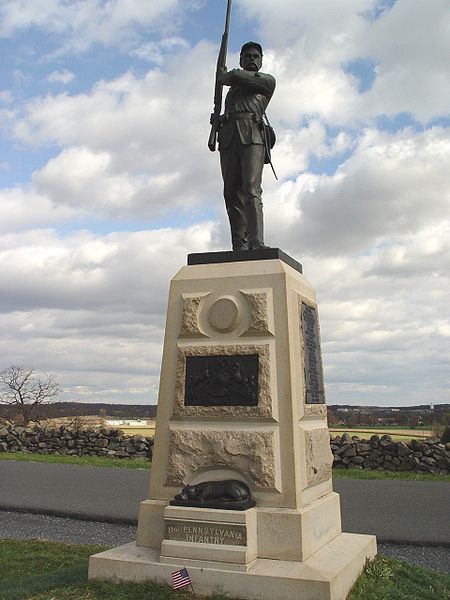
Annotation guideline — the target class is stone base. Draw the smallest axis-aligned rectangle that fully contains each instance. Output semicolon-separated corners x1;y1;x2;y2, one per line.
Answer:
256;492;342;561
161;505;257;564
89;532;376;600
137;492;342;563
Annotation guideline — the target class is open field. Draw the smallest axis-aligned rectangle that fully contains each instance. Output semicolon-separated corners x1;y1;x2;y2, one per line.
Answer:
116;424;440;442
1;540;449;600
329;427;434;442
331;425;432;433
27;417;156;438
119;426;155;436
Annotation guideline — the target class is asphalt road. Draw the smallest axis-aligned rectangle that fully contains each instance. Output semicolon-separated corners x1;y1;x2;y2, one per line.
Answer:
337;478;450;545
0;509;137;546
0;460;148;523
0;461;449;545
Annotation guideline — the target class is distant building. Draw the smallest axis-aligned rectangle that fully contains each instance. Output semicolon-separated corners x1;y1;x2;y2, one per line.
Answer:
105;418;155;428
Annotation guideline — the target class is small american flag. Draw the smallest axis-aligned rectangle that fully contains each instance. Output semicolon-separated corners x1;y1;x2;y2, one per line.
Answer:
171;567;192;590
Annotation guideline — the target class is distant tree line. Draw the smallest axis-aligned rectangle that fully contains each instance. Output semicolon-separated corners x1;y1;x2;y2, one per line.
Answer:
327;405;449;430
1;364;447;429
0;364;157;425
0;401;157;422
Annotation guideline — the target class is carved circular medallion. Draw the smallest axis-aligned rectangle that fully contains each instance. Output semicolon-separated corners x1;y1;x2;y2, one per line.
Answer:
208;297;239;332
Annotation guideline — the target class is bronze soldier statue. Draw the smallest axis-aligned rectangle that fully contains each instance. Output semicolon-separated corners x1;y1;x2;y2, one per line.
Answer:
216;42;276;251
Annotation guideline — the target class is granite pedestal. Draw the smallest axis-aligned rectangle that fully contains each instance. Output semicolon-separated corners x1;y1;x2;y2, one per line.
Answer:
89;250;376;600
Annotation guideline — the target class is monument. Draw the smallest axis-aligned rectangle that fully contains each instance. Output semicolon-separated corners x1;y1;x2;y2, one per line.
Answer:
89;4;376;598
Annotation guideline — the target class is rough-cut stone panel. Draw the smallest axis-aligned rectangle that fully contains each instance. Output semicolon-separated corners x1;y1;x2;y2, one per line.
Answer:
303;405;327;419
240;290;274;336
304;427;333;486
180;294;210;338
173;344;274;419
165;428;279;490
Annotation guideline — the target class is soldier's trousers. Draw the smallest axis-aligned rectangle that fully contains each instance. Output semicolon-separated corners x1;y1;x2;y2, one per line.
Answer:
220;136;266;251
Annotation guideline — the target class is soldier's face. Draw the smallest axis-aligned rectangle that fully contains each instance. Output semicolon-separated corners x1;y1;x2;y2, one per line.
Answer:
240;48;262;72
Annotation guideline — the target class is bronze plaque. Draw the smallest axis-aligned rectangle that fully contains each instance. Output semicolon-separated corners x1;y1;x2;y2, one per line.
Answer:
301;303;325;404
165;519;247;546
184;354;259;406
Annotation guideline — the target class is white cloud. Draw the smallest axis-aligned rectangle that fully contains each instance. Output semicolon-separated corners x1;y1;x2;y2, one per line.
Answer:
240;0;450;125
130;37;189;64
47;69;76;84
0;0;182;52
366;223;450;279
0;187;79;233
0;224;213;403
12;69;29;84
361;0;450;122
266;126;450;254
33;146;140;215
0;307;163;403
270;121;352;181
239;0;368;62
12;42;212;152
0;225;212;313
299;224;450;405
0;90;13;103
12;42;224;220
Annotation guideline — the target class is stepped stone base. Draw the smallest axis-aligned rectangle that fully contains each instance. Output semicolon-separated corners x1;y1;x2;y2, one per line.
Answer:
89;253;377;598
89;532;376;600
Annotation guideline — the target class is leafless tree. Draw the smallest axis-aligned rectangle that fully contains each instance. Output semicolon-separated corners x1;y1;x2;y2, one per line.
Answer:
0;365;62;426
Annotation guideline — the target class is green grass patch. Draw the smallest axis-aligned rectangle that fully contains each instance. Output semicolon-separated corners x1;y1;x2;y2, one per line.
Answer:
348;555;450;600
0;540;232;600
2;452;448;481
1;540;449;600
0;540;99;600
0;451;150;470
333;467;450;482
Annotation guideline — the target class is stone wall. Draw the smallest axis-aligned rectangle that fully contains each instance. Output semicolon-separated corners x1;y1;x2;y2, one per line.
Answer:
0;424;153;459
1;424;449;475
331;433;450;475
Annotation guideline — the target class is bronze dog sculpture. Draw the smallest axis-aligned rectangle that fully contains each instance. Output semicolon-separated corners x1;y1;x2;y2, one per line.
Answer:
174;479;250;503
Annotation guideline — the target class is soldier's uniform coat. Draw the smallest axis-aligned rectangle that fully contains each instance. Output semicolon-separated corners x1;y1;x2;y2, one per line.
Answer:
218;68;275;250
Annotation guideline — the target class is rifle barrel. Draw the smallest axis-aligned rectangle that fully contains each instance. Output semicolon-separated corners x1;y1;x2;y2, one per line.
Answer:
208;0;232;152
225;0;232;33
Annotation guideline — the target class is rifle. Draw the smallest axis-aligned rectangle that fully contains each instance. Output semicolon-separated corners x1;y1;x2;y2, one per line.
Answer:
208;0;232;151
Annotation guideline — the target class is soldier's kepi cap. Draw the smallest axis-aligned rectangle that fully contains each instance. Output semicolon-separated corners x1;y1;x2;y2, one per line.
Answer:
240;41;263;56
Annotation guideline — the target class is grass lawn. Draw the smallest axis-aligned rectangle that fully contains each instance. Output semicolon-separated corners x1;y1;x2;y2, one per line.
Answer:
1;452;449;481
332;467;450;482
0;451;150;470
1;540;449;600
347;554;450;600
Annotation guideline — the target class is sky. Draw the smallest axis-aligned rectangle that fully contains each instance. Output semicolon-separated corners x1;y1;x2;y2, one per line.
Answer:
0;0;449;408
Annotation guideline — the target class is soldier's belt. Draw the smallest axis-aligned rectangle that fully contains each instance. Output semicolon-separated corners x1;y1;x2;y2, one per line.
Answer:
224;112;261;122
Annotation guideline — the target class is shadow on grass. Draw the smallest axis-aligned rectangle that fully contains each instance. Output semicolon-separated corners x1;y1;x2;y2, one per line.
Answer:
1;564;87;600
